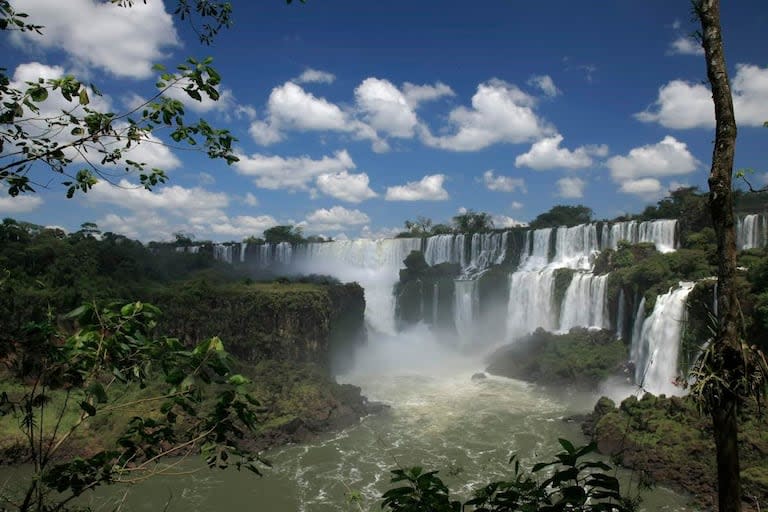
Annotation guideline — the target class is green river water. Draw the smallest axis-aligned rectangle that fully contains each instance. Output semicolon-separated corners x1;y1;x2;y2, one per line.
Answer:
1;329;695;511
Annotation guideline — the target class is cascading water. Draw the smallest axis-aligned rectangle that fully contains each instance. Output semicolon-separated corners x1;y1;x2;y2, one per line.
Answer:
736;213;767;250
616;288;626;340
292;238;422;334
213;244;233;264
454;279;479;345
206;219;683;354
128;224;697;510
559;273;609;331
630;282;694;396
601;219;677;253
507;224;609;341
552;224;599;269
506;269;557;339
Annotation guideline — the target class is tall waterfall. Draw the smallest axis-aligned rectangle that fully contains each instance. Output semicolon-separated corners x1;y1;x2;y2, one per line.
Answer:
506;269;558;339
192;219;683;358
507;223;611;341
630;282;695;396
423;231;508;274
601;219;677;253
559;273;609;331
454;280;479;345
736;213;768;250
292;238;422;334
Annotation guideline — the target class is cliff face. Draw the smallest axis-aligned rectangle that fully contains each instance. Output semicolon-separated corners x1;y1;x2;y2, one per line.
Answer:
151;281;366;369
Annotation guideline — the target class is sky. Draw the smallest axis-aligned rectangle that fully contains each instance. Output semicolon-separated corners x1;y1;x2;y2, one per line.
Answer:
1;0;767;241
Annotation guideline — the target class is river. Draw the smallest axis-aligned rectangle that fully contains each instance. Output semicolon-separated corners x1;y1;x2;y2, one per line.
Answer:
52;326;694;512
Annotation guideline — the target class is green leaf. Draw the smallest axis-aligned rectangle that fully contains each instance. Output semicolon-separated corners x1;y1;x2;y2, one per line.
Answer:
29;85;48;102
227;374;250;386
87;383;108;404
558;438;576;454
79;401;96;417
78;88;89;105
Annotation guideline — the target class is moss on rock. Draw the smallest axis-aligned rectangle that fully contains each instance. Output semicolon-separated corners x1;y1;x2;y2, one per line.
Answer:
485;327;627;389
584;394;768;509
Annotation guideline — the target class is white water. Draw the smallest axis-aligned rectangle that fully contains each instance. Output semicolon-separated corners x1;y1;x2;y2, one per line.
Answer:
507;224;616;341
616;288;626;340
454;280;479;345
559;273;609;331
601;219;677;253
293;238;422;334
631;282;695;396
736;213;767;250
507;269;558;339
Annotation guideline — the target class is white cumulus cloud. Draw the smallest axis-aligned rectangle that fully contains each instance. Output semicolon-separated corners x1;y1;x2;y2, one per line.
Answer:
316;170;377;203
607;136;699;181
295;68;336;84
385;174;449;201
87;179;228;213
355;77;419;138
668;36;704;56
234;150;356;191
515;135;607;170
636;64;768;129
401;81;455;108
481;170;526;193
556;177;586;199
420;79;551;151
492;215;527;228
527;75;561;97
249;82;383;150
10;0;178;79
0;189;44;214
619;178;664;200
303;206;370;232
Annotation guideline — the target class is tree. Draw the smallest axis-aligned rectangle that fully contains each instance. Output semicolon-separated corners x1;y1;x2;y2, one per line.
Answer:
452;210;494;233
690;2;767;510
263;224;305;245
404;216;434;237
529;205;593;230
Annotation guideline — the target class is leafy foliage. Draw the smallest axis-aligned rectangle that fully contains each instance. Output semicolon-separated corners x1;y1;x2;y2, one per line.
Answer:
0;0;302;198
0;301;264;511
453;210;494;233
382;439;635;512
529;205;593;230
263;224;306;245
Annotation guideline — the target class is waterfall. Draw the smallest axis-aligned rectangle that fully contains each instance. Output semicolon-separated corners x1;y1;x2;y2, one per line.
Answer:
432;282;439;325
736;214;767;250
616;288;626;340
552;224;599;269
519;228;552;269
423;231;507;275
293;238;422;334
602;219;677;253
629;296;646;369
506;269;557;339
454;279;479;345
175;245;200;254
240;242;248;263
630;282;694;396
559;273;609;331
213;244;233;264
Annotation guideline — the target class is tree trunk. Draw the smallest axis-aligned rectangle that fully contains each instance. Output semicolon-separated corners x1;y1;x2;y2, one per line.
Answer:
696;1;742;511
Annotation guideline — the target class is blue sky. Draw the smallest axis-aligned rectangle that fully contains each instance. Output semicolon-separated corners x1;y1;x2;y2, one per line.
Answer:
2;0;767;241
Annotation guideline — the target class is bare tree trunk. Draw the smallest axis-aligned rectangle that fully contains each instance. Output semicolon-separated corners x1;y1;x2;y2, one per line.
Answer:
695;1;742;511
